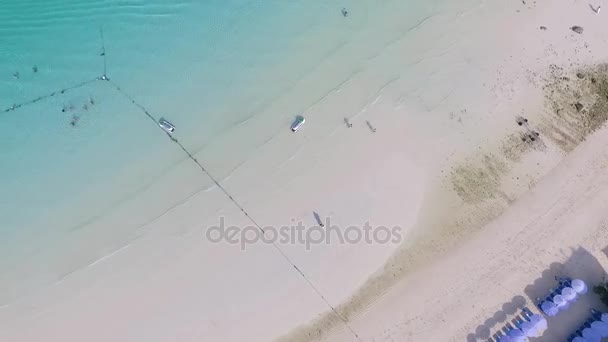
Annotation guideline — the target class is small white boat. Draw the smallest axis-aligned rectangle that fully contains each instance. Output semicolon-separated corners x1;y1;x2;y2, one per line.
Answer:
159;117;175;133
290;116;305;132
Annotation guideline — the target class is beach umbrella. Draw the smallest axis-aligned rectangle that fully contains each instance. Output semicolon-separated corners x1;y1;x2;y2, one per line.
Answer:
506;329;528;342
537;320;548;333
572;279;588;294
561;287;577;301
602;313;608;324
541;301;559;316
582;327;601;342
507;329;525;337
530;314;548;334
498;336;514;342
519;321;537;337
529;314;543;323
572;337;589;342
590;321;608;337
553;294;567;308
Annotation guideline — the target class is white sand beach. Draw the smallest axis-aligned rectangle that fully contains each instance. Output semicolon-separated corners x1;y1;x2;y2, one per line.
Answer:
322;119;608;341
3;0;608;341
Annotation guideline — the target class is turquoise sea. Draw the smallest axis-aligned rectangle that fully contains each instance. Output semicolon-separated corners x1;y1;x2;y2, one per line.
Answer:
0;0;445;304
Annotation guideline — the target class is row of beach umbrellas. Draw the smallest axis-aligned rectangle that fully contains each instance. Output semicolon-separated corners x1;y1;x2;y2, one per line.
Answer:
540;279;587;316
494;278;589;341
571;313;608;342
498;314;548;342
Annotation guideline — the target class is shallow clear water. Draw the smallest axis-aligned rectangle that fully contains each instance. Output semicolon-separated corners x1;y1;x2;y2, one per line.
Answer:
1;1;350;231
0;0;445;303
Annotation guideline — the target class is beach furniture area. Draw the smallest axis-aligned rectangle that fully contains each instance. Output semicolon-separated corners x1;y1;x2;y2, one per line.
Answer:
568;309;608;342
537;278;588;317
491;307;547;342
484;277;596;341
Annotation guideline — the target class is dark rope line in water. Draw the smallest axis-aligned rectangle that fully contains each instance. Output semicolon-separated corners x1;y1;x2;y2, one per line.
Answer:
107;80;157;124
99;27;107;77
0;27;361;339
2;28;107;115
107;80;363;342
2;77;101;114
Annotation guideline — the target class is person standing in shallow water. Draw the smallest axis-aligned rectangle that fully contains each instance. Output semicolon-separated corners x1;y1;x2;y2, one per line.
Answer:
70;115;80;127
341;8;348;17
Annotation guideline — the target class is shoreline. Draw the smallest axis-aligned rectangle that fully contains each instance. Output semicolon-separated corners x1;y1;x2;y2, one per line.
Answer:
3;0;608;341
276;0;608;340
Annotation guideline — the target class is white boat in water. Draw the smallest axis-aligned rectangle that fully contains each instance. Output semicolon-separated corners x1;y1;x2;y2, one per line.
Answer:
158;117;175;133
290;116;305;132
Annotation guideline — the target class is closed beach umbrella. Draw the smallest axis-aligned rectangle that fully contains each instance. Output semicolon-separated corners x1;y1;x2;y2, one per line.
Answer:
561;287;577;301
602;313;608;324
582;327;601;342
553;294;567;308
519;321;537;337
572;279;588;294
541;301;558;316
572;337;589;342
590;321;608;337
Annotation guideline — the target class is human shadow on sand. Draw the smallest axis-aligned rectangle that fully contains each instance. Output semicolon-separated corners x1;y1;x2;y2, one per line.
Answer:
603;245;608;260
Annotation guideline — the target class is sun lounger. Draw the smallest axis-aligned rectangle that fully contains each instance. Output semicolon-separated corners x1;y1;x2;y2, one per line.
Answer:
521;307;534;320
547;284;566;298
535;298;543;310
555;276;572;284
